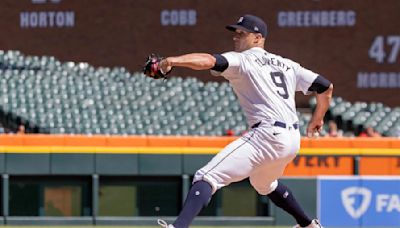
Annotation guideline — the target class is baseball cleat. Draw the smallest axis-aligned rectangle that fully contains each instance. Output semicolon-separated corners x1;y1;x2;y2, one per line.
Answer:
292;219;324;228
157;219;175;228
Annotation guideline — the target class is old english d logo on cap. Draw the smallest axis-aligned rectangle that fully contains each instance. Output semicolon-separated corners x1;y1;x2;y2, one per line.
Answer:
226;14;267;38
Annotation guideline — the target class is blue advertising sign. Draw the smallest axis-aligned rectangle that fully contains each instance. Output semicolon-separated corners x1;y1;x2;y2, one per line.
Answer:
318;176;400;227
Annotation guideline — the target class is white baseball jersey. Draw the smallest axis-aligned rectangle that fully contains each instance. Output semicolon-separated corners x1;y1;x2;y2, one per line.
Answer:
194;47;319;195
212;47;318;127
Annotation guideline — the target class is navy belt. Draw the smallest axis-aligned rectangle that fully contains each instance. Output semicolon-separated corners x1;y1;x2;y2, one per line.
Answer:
251;121;299;130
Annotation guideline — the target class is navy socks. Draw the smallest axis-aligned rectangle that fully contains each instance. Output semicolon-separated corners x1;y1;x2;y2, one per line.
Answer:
173;180;213;228
172;180;310;228
267;181;312;227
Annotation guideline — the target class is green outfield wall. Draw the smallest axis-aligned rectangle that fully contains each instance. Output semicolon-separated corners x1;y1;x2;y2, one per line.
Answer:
0;151;319;226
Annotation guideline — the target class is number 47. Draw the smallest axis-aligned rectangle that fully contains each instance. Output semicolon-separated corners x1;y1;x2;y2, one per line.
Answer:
369;35;400;64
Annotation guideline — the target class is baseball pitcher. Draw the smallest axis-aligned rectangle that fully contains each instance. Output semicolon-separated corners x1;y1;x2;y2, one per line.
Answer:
144;14;333;228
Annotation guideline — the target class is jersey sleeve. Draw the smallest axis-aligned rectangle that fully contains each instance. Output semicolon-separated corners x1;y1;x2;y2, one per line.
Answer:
210;51;241;79
293;63;319;95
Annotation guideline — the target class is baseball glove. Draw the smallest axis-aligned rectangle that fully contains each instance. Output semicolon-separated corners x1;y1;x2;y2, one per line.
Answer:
143;54;171;79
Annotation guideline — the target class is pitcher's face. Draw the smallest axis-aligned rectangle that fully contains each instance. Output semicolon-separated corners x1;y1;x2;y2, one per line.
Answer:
232;29;261;52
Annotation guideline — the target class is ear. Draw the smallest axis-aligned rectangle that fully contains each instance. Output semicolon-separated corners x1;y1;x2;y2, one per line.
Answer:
253;33;263;43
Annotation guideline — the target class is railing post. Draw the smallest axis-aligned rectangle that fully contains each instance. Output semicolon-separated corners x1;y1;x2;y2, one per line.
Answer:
2;174;9;224
92;174;99;225
182;174;190;205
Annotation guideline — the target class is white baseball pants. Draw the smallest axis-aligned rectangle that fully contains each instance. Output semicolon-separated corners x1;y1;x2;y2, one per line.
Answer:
193;120;300;195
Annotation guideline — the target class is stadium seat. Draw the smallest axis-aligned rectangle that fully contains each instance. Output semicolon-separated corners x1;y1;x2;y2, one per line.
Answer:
0;51;399;136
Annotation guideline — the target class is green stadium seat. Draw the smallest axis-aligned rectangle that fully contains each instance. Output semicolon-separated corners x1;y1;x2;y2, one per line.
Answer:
1;51;399;136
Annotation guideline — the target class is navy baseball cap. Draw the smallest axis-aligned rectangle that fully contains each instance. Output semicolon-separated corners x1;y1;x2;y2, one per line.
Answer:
226;14;267;38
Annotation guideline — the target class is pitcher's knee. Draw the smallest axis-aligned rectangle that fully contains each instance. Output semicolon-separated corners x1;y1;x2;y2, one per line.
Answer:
193;170;220;194
251;179;279;195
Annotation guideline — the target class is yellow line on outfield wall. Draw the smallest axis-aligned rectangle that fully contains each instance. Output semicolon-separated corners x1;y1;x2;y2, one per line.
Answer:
0;146;220;154
0;146;399;156
300;148;400;156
